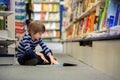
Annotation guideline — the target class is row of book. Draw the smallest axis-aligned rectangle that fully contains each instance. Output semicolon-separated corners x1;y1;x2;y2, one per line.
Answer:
71;0;100;21
33;0;59;3
44;23;59;30
33;4;59;12
62;0;120;39
42;30;60;38
34;12;60;21
33;0;61;40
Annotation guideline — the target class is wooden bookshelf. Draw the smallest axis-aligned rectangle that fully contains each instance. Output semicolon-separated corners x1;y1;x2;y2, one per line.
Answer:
62;25;120;42
76;1;103;21
63;1;103;32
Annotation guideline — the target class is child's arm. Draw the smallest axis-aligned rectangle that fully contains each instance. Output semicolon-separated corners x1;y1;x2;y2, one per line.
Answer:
48;54;59;64
39;39;59;64
35;52;49;63
39;39;53;56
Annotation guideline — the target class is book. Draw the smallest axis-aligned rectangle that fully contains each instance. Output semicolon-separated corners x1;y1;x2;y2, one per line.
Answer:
52;4;57;12
105;0;118;28
0;18;3;30
82;18;87;34
41;12;45;20
114;3;120;26
34;13;41;20
100;0;109;30
84;16;90;33
89;12;96;32
33;4;41;12
98;8;104;30
77;19;84;36
94;16;99;31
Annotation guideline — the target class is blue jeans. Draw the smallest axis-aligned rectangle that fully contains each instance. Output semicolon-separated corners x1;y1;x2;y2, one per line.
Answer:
17;51;51;65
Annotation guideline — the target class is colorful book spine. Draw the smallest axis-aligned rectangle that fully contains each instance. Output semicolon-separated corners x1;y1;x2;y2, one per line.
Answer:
84;16;90;33
100;0;109;30
89;12;96;32
82;18;87;34
98;8;103;30
114;3;120;26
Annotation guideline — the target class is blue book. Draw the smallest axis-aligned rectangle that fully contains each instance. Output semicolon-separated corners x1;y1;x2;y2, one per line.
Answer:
15;9;25;13
15;1;25;6
0;0;8;4
114;3;120;26
105;0;118;28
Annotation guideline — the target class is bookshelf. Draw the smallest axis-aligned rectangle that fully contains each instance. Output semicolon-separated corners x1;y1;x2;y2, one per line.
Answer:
33;2;60;4
0;0;16;54
63;1;103;32
62;0;120;42
33;0;61;42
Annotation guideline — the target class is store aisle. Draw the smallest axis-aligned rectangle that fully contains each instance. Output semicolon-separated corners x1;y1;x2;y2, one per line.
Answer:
0;54;117;80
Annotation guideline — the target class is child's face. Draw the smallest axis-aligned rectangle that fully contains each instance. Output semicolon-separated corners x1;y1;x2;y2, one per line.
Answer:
33;32;42;40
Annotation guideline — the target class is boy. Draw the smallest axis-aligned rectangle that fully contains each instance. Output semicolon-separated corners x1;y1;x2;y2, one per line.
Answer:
17;20;59;65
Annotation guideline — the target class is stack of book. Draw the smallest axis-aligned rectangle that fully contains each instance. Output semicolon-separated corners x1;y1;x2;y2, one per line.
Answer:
15;0;26;34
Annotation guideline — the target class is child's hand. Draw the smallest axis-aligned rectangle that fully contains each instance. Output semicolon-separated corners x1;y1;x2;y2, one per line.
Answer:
48;54;59;64
40;54;49;63
50;58;59;64
35;52;49;63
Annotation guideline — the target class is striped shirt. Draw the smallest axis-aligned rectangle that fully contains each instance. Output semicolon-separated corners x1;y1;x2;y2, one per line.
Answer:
17;33;52;57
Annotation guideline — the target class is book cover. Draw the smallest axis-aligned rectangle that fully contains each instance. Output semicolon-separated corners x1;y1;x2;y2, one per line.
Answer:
84;16;90;33
53;4;57;12
100;0;109;30
94;16;99;31
118;8;120;25
98;8;103;30
77;19;84;36
33;4;41;12
82;18;87;34
114;3;120;26
89;12;96;32
0;19;3;30
105;0;118;28
45;12;49;20
41;12;45;20
42;4;48;11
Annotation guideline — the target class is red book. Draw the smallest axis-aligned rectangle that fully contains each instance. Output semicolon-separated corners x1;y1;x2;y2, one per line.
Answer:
84;16;90;33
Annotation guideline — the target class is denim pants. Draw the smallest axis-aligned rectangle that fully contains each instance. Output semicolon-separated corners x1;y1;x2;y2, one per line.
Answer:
17;51;51;65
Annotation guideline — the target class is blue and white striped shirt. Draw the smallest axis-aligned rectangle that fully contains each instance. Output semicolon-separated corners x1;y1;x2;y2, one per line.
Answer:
17;33;52;57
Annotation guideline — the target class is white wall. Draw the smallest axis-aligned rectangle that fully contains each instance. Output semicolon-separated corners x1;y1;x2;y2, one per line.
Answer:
63;40;120;80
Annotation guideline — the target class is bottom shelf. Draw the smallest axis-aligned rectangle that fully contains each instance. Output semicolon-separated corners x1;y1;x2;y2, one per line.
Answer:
0;54;14;57
62;34;120;42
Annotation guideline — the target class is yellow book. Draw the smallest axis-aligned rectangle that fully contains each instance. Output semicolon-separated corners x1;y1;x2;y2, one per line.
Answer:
53;4;57;12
